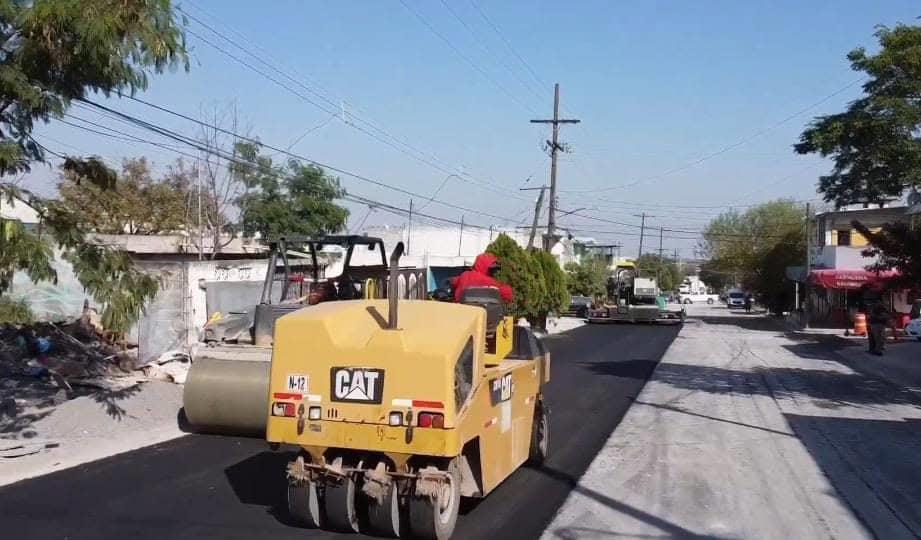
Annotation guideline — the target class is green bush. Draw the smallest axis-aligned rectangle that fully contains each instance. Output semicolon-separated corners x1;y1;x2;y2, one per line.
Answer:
485;234;568;329
533;250;568;316
0;297;34;325
486;234;544;321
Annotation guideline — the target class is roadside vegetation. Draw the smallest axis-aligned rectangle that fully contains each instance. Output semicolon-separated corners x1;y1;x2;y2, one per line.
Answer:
700;200;806;314
487;234;568;329
795;23;921;286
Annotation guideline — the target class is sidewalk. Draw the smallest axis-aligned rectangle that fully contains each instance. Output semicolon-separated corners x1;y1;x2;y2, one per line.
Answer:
0;380;184;486
543;304;921;539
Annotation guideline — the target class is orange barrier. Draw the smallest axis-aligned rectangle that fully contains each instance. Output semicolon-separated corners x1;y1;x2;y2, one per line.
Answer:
852;313;867;336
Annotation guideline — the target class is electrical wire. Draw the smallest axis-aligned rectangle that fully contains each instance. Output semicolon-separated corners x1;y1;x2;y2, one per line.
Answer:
78;96;520;224
437;0;546;105
468;0;547;91
178;5;530;203
560;78;866;194
397;0;540;116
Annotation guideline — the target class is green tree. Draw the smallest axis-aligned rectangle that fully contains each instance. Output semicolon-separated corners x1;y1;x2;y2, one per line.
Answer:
699;260;731;292
564;258;608;298
795;24;921;206
485;234;569;329
234;142;349;239
796;24;921;285
533;250;568;317
57;157;192;234
853;220;921;288
0;0;187;333
486;234;545;322
636;253;682;292
0;0;187;176
702;200;805;314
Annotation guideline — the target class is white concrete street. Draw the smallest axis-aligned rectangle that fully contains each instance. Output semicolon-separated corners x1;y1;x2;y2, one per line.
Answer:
544;303;921;540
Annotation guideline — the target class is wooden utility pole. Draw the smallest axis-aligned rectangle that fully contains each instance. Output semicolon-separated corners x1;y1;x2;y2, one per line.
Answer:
636;213;648;258
658;227;664;258
530;83;580;250
804;202;812;329
407;198;413;256
197;155;203;261
521;186;547;249
458;215;465;256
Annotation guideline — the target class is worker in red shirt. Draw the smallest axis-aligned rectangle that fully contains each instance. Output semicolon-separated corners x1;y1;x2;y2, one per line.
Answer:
453;253;514;303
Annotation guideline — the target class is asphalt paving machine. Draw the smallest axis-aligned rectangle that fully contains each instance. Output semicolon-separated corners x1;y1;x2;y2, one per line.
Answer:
270;242;551;539
182;235;425;435
587;261;684;324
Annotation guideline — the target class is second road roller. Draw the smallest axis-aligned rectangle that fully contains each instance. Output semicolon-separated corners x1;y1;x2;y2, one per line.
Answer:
266;242;551;539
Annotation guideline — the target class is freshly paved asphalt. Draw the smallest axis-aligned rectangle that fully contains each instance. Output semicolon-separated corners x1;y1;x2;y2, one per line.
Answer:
0;322;680;540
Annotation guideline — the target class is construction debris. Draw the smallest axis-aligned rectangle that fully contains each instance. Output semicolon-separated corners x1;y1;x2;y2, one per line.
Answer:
0;314;187;421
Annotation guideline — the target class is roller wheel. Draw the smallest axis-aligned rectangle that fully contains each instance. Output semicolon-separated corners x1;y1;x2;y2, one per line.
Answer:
287;480;322;528
324;472;361;533
367;479;404;537
409;463;460;540
528;403;550;465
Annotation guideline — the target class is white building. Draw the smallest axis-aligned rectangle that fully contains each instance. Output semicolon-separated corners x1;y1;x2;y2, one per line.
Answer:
351;224;578;269
0;195;40;228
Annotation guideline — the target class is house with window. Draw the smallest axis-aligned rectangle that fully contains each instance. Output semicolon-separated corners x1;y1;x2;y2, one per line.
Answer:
805;204;916;326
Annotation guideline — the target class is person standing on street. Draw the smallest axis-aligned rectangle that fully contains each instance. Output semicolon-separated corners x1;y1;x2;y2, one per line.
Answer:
744;293;753;314
867;302;891;356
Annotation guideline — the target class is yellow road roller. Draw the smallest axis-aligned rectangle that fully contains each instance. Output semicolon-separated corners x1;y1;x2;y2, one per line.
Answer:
266;243;550;539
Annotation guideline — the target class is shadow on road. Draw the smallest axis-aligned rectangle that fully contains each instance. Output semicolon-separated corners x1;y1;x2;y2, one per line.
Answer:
695;314;784;332
785;414;921;539
537;465;728;539
578;359;658;380
631;399;795;438
224;449;300;526
0;379;144;437
646;361;920;408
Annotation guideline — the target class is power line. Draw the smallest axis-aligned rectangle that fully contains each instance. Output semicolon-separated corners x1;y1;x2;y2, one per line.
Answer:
560;77;866;194
397;0;540;116
437;0;546;105
468;0;547;91
61;106;508;235
77;96;519;225
179;6;528;203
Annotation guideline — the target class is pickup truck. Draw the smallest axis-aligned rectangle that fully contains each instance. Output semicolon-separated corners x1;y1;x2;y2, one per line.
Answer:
678;292;719;305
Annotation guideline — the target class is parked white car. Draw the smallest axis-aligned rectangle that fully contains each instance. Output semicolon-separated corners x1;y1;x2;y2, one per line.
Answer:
906;317;921;341
679;293;719;305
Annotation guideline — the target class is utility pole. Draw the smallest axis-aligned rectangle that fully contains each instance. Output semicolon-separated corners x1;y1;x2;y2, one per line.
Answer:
521;186;547;249
531;83;580;250
197;155;203;261
658;227;664;258
636;212;648;258
407;198;413;256
458;215;465;257
804;202;812;329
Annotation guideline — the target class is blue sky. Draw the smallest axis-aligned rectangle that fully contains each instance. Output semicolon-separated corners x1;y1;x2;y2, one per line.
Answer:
26;0;921;256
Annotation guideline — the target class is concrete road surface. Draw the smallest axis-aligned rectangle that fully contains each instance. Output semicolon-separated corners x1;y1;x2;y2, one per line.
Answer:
0;322;679;540
544;304;921;540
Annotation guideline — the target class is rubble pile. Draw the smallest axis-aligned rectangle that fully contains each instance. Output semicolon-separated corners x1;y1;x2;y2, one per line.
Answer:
0;310;188;426
0;319;136;385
